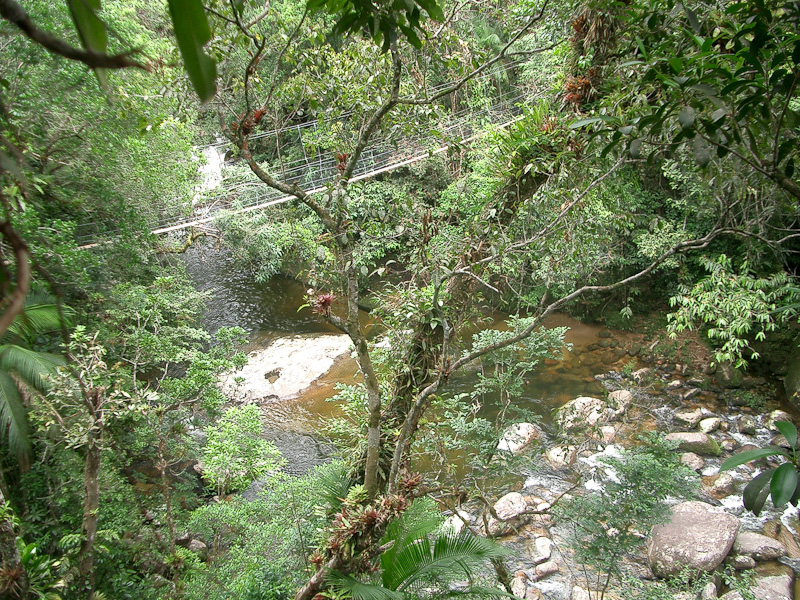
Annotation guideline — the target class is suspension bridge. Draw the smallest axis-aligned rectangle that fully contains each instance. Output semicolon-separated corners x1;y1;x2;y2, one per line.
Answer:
75;62;536;246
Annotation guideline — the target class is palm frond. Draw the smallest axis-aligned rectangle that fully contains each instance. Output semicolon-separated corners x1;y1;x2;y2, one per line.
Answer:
327;570;405;600
381;501;443;570
0;345;64;394
0;370;32;459
438;585;517;599
1;294;73;344
385;531;508;592
312;460;354;513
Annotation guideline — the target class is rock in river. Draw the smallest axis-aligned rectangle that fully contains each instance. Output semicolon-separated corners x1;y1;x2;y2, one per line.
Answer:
220;334;352;402
647;501;739;578
664;432;721;456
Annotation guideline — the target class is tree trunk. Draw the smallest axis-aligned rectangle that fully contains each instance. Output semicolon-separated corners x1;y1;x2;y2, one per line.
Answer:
78;388;103;599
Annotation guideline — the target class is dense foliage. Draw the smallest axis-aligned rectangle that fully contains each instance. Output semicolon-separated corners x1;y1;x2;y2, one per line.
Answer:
0;0;797;599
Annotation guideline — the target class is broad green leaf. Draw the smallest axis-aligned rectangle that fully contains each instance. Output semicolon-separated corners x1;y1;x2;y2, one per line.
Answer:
720;447;786;470
693;136;710;167
66;0;108;87
416;0;444;22
629;138;643;158
771;463;798;507
775;421;798;450
668;58;683;74
743;468;774;514
168;0;217;103
67;0;107;53
678;106;695;131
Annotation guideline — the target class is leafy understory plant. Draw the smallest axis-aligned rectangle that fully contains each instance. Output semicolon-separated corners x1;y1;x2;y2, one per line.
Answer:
202;404;286;496
667;255;798;368
721;420;800;515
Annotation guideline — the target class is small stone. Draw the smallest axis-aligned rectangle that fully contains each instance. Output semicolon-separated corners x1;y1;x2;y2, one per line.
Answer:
765;410;793;431
598;339;612;348
724;554;756;570
702;472;736;499
632;368;653;383
700;581;717;600
571;586;591;600
598;425;617;443
498;423;539;454
545;445;577;469
608;389;633;415
664;432;721;456
525;588;544;600
675;408;704;427
699;417;722;434
188;538;208;558
511;571;528;598
442;509;471;534
719;593;744;600
667;379;683;390
526;536;552;565
738;416;757;435
717;362;744;388
628;343;641;357
531;561;559;581
733;531;787;560
680;452;705;472
682;388;701;401
719;438;738;453
599;330;612;338
494;492;527;521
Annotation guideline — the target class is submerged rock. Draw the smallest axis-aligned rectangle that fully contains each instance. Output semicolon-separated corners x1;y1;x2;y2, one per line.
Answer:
647;501;739;578
219;334;352;402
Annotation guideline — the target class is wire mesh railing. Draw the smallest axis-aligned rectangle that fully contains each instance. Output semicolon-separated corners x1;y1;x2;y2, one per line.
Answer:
75;75;532;244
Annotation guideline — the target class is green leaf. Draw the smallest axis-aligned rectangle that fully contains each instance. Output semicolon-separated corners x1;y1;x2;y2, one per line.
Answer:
693;136;710;167
668;58;683;74
67;0;107;53
771;463;798;507
66;0;108;87
775;421;798;450
629;138;643;158
743;469;774;515
167;0;217;103
678;106;695;131
721;447;786;470
416;0;444;21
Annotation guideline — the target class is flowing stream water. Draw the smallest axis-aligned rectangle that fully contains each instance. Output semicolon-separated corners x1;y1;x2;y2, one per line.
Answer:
183;244;628;473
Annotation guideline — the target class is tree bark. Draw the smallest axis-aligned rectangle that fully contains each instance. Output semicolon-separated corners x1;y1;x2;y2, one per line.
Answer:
78;388;103;599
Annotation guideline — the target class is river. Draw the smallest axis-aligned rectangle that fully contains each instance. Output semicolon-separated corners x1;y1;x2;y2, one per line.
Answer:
183;244;637;472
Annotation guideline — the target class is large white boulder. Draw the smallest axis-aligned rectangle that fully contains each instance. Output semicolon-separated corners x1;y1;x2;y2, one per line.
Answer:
219;334;352;402
647;501;739;578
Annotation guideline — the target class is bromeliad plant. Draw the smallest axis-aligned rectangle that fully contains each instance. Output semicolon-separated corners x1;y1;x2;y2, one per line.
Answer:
721;421;800;516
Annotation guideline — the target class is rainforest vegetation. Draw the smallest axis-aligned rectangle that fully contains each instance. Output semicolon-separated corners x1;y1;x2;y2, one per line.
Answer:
0;0;799;599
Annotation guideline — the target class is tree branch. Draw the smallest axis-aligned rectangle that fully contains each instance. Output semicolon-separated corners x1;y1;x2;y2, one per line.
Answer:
0;0;147;71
